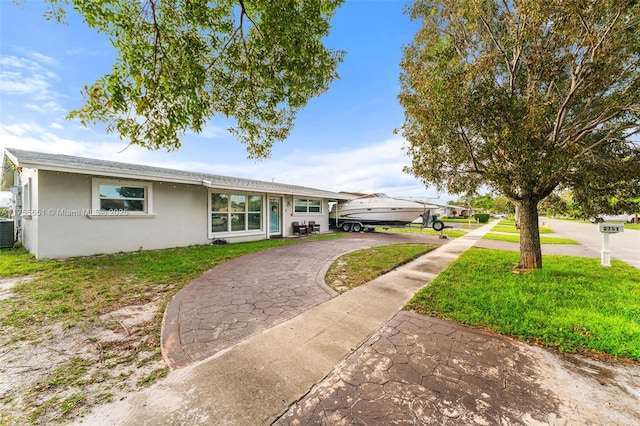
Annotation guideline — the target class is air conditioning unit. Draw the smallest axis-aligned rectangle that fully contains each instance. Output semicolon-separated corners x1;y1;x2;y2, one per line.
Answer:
0;219;15;249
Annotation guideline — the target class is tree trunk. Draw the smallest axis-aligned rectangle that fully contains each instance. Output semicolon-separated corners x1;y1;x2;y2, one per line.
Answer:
516;198;542;270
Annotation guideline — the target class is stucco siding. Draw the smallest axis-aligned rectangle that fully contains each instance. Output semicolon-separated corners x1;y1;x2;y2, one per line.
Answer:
35;172;210;258
19;169;39;257
282;198;330;235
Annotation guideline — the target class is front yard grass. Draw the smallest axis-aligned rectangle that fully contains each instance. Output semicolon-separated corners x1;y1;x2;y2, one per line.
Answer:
325;244;437;293
482;232;579;244
491;224;554;234
375;226;468;238
1;235;343;332
406;248;640;361
0;233;343;424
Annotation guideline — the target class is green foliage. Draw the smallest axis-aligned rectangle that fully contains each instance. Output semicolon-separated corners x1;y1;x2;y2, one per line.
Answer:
539;192;569;217
406;249;640;360
473;212;490;223
44;0;345;157
398;0;640;268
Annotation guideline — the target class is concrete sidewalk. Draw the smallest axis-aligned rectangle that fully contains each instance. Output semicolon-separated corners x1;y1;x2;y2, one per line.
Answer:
73;224;495;425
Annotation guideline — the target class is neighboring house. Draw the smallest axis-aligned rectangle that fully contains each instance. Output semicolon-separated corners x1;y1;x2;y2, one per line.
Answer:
0;148;350;258
429;202;474;218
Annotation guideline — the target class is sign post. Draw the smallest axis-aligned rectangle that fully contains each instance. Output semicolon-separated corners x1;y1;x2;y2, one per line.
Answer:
598;223;624;267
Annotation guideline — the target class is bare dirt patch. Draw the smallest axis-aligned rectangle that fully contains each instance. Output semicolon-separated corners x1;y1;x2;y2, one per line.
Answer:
0;295;167;425
0;277;35;301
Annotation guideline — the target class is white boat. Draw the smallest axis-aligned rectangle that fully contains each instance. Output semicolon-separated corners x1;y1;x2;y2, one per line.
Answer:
331;193;436;231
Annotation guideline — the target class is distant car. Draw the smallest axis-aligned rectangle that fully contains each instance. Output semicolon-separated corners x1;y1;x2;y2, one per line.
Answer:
493;213;507;218
628;215;639;224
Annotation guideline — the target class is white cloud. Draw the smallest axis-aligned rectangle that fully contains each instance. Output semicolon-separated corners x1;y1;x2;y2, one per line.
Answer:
0;120;437;200
29;51;58;66
65;47;98;56
0;55;60;100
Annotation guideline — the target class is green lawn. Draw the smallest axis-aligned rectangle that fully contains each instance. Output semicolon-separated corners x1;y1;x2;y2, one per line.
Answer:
375;226;468;238
441;218;486;225
406;248;640;360
0;235;343;331
491;224;554;234
483;232;579;244
325;244;437;293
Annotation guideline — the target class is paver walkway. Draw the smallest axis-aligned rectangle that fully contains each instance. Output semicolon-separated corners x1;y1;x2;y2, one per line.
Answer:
162;232;447;369
276;311;640;425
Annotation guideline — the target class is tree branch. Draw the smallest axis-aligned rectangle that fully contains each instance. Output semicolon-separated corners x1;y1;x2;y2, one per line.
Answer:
458;126;483;173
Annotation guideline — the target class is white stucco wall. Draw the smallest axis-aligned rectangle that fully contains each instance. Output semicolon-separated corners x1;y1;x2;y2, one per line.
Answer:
15;168;337;258
19;168;39;256
281;195;330;235
34;171;211;258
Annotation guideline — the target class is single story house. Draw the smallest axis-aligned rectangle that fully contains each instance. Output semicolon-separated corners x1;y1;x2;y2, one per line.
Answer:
429;202;475;218
1;148;350;258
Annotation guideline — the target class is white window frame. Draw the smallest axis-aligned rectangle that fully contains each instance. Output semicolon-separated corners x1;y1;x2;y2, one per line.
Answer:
294;198;321;214
91;178;154;218
208;190;264;237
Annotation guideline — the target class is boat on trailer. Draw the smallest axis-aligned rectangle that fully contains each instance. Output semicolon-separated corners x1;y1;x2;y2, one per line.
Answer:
330;193;442;232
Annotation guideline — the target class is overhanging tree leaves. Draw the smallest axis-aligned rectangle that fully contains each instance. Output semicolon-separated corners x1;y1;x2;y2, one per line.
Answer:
43;0;344;158
398;0;640;270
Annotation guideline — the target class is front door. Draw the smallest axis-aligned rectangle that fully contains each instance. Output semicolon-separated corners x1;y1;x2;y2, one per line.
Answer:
269;198;281;236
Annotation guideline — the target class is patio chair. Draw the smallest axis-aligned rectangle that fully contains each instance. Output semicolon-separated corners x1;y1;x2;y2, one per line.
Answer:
308;221;320;234
292;222;308;236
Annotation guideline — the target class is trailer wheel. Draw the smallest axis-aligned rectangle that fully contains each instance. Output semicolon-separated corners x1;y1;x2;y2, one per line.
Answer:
341;223;352;232
351;223;363;232
432;220;445;232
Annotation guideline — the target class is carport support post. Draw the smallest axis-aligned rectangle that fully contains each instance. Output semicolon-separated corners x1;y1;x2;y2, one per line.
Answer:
601;232;611;267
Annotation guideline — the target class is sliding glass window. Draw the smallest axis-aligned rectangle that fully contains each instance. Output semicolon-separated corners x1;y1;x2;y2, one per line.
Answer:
294;198;321;213
210;192;263;233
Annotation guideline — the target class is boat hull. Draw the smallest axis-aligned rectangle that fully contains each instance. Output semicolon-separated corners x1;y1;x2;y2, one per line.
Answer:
333;195;428;227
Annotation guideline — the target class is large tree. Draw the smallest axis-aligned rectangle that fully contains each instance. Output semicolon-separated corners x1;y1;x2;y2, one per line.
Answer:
398;0;640;270
42;0;344;158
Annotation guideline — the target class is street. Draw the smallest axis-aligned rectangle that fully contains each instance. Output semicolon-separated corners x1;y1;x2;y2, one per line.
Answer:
546;218;640;269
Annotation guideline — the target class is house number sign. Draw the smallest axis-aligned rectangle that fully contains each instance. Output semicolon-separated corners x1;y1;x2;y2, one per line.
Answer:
598;222;624;267
598;223;624;234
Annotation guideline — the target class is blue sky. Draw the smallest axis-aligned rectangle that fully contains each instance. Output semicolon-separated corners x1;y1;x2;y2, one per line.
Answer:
0;1;449;206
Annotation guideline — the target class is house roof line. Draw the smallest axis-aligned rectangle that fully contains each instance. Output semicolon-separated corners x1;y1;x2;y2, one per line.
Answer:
1;148;351;199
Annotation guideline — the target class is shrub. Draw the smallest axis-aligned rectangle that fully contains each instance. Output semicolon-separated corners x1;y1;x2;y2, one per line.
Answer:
473;213;491;223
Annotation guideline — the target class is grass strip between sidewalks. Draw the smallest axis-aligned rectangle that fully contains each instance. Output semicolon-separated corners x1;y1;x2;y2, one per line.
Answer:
375;227;468;238
406;248;640;361
325;244;437;293
482;232;579;244
491;224;554;234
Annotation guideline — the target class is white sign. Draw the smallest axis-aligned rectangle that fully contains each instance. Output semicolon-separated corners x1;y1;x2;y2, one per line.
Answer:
598;223;624;267
598;223;624;234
